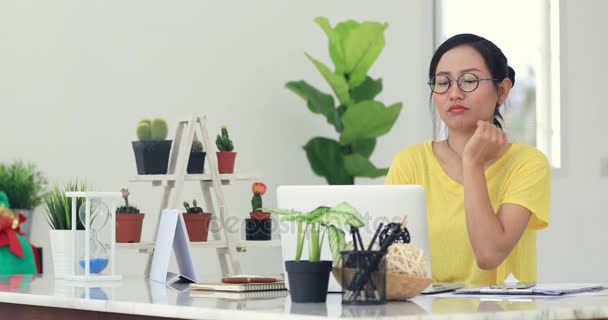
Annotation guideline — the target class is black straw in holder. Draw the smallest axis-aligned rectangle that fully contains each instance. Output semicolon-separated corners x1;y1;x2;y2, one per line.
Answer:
367;223;384;251
351;226;359;251
345;223;403;302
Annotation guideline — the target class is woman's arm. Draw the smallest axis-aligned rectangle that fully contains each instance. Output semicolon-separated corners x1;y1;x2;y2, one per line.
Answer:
463;161;531;269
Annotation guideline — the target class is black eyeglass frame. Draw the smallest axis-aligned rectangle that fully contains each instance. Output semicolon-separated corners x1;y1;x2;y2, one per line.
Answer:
427;73;497;94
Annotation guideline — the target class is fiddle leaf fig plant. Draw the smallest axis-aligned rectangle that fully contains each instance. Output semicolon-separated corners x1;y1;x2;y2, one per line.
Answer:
286;17;402;185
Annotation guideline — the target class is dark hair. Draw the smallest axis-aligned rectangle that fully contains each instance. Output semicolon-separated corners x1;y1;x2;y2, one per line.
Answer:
429;33;515;130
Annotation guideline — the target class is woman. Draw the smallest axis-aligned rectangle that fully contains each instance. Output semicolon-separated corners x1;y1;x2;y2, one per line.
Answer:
386;33;551;285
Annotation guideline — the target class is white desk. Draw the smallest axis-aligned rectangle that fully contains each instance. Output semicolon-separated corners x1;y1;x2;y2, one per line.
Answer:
1;274;607;320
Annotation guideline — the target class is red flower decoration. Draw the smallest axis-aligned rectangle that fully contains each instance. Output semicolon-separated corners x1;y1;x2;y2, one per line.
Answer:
252;182;266;195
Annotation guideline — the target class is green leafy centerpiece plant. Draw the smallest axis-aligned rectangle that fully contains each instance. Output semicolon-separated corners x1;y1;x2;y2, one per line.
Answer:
115;188;144;243
286;17;402;184
264;202;364;303
215;124;236;174
182;199;212;242
132;118;172;175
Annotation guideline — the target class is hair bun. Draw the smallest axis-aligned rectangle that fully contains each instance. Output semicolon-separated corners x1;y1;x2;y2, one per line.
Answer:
507;66;516;86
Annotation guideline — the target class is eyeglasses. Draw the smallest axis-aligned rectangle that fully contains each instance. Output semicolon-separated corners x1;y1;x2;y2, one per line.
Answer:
428;73;497;94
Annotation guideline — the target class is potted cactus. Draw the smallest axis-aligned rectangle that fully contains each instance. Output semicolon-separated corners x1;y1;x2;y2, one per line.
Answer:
187;137;206;174
132;118;172;175
246;182;271;241
182;199;212;242
215;125;236;174
115;188;144;243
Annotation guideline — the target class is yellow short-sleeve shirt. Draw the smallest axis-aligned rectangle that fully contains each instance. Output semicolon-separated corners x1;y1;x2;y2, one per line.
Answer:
385;141;551;285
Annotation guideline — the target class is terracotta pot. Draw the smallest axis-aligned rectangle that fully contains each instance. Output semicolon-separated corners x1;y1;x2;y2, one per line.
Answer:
249;211;271;220
116;213;145;243
183;213;212;242
216;151;237;173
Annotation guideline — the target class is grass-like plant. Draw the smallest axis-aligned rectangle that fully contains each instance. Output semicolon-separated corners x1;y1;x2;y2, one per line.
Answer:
0;161;48;209
264;202;363;266
44;180;89;230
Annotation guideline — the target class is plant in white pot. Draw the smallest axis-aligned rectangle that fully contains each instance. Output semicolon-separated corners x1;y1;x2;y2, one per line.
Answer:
264;202;364;303
0;160;48;240
44;180;87;279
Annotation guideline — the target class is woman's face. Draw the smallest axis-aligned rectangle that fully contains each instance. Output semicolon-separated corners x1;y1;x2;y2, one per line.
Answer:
432;45;504;132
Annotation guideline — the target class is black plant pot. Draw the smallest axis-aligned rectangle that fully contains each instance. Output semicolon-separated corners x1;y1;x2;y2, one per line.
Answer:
285;260;332;303
245;218;271;241
187;152;206;174
132;141;172;175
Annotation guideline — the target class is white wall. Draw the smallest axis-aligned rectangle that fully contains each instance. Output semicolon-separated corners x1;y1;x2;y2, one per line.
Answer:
0;1;434;278
537;0;608;283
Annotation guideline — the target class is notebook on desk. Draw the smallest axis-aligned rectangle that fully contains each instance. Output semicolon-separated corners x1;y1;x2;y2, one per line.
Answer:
455;283;605;296
190;281;287;292
190;289;289;300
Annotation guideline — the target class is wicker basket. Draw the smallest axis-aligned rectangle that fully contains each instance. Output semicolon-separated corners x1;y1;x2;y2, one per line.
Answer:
333;267;432;300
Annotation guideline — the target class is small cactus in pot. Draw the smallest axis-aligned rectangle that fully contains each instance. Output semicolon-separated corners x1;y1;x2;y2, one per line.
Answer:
215;125;237;173
132;117;172;175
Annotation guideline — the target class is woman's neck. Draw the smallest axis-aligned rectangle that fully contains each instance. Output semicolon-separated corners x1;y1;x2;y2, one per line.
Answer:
446;130;474;158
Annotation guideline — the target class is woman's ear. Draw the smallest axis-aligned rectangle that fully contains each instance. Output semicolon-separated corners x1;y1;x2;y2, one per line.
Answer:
497;78;513;104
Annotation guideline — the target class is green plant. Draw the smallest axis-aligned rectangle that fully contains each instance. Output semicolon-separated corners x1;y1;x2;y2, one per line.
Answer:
286;17;402;185
191;137;204;153
44;180;88;230
0;161;48;209
251;182;266;212
215;125;234;152
183;200;203;213
264;202;363;265
136;118;168;141
116;188;140;213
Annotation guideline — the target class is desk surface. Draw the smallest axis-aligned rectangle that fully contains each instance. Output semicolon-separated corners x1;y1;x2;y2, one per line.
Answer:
1;274;608;320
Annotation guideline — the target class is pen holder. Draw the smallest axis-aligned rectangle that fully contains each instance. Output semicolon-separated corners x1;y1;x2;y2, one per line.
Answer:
340;250;386;305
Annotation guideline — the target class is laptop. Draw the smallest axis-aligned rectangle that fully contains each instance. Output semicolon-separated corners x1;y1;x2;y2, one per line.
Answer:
276;185;432;293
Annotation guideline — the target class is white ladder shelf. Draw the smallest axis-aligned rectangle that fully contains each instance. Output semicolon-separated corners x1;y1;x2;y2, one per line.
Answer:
127;115;280;277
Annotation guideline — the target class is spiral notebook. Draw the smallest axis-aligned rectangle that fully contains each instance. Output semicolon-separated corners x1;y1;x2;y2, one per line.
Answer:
190;289;289;300
190;281;286;292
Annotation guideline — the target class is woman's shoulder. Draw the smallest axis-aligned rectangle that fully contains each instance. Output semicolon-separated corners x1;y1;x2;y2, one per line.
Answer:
392;141;432;161
508;143;551;168
510;143;549;161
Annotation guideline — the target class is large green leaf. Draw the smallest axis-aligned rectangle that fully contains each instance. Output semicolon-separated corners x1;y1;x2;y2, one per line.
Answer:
350;76;383;102
328;226;346;267
344;22;388;88
315;17;347;75
316;202;364;227
305;54;351;106
285;81;339;130
302;206;330;223
344;154;389;178
340;101;402;144
352;138;376;158
303;137;353;185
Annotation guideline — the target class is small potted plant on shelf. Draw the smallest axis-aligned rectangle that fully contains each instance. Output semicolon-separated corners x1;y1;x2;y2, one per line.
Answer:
187;137;206;174
245;182;271;241
215;124;236;174
132;118;172;175
182;199;212;242
264;202;364;303
115;188;144;243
